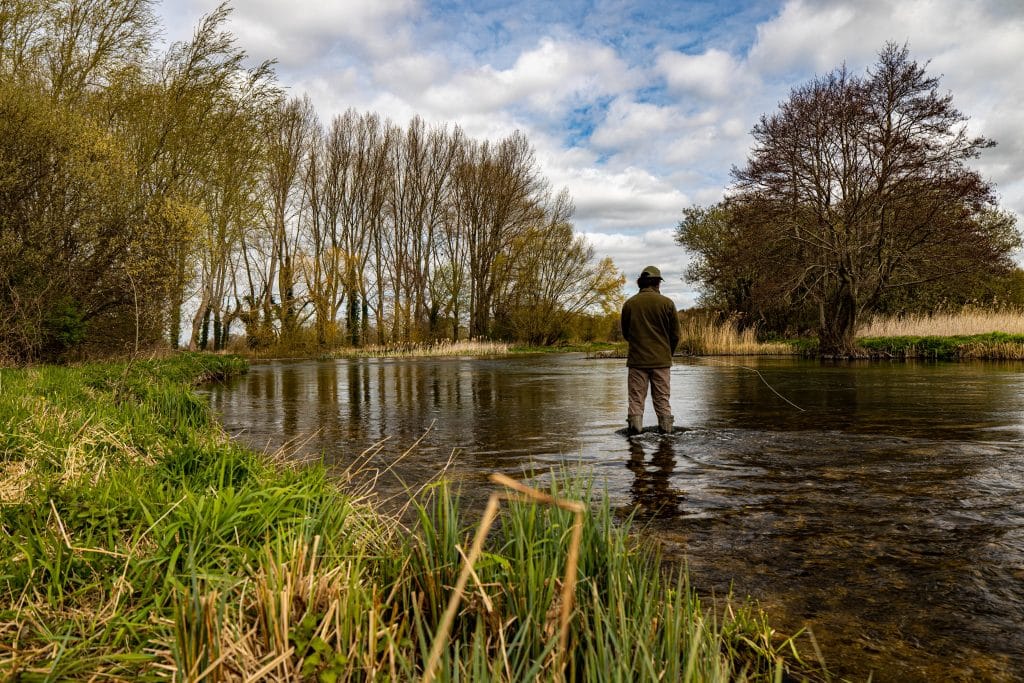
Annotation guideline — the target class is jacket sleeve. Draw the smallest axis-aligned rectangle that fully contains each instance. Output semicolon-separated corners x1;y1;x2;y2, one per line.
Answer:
620;304;631;342
667;303;680;352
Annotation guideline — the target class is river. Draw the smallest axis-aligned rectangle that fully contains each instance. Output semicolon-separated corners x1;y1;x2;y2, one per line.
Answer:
201;355;1024;682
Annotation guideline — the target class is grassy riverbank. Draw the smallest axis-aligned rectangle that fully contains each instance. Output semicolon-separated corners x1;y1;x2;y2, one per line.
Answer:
856;332;1024;359
0;353;815;681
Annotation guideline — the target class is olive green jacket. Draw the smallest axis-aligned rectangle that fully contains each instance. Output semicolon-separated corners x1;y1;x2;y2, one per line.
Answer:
621;287;680;368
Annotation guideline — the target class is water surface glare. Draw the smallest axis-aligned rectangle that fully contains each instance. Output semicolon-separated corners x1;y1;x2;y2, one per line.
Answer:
202;355;1024;682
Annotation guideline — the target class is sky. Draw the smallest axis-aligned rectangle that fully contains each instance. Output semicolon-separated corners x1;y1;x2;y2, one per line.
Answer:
157;0;1024;308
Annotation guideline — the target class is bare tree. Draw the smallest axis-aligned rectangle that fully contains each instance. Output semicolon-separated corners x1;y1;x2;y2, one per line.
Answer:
255;96;314;343
452;131;547;338
723;43;1017;355
382;116;460;341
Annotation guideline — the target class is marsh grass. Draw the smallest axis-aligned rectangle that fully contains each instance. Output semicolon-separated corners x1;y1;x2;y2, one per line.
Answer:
332;339;510;358
514;341;625;355
679;314;793;356
240;336;511;360
859;308;1024;337
0;353;819;681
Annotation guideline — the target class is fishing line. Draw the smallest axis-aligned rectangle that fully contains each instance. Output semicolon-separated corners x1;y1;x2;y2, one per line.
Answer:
690;356;806;412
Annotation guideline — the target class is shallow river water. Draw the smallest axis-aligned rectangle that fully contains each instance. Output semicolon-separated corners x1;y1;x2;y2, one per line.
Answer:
201;355;1024;682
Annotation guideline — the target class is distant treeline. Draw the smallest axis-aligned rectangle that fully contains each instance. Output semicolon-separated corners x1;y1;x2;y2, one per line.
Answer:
0;1;623;363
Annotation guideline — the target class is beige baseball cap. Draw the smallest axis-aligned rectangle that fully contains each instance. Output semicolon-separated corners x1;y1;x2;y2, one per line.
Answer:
640;265;663;279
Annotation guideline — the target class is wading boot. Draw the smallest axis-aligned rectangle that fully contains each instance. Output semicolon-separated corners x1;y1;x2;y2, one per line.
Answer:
657;414;674;434
627;414;643;435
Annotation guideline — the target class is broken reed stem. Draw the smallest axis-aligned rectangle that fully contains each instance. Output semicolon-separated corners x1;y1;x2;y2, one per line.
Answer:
420;473;586;683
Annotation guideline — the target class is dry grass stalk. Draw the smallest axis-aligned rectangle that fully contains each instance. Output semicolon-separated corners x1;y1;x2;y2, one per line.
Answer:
0;460;30;504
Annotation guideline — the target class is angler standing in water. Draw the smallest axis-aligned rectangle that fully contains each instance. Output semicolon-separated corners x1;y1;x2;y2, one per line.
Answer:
620;265;680;435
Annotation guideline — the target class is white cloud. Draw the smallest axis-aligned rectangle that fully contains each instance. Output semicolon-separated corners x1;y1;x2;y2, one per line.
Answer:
583;230;697;308
657;48;748;100
371;53;450;96
232;0;418;64
556;163;687;232
590;98;676;149
748;0;864;76
420;37;639;118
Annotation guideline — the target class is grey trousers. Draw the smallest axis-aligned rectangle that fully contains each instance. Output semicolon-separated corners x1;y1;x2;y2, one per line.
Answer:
627;366;672;417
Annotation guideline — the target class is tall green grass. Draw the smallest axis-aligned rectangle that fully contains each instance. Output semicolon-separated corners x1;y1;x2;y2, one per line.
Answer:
0;353;820;681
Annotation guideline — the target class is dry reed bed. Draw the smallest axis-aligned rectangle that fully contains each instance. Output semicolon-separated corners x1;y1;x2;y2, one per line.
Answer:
679;316;792;356
243;338;512;360
858;309;1024;337
334;339;510;358
678;309;1024;359
858;310;1024;359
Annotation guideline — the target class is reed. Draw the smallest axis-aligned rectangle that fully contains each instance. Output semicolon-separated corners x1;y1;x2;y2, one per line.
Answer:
856;308;1024;358
678;314;793;356
0;353;820;681
333;339;510;358
859;308;1024;337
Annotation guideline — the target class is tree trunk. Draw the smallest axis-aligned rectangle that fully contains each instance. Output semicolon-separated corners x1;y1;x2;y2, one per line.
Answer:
169;296;182;350
221;315;232;349
817;282;860;357
347;288;360;347
212;310;222;351
199;306;211;351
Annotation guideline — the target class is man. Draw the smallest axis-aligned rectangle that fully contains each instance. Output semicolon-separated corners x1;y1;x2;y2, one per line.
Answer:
620;265;680;435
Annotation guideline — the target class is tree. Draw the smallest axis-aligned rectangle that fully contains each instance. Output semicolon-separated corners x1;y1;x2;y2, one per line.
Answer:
493;190;625;344
383;116;459;341
453;132;547;338
683;43;1019;355
256;96;314;345
0;83;137;360
1;1;619;358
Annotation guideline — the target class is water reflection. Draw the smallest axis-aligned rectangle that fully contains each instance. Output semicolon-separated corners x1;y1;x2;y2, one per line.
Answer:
201;356;1024;682
626;435;686;519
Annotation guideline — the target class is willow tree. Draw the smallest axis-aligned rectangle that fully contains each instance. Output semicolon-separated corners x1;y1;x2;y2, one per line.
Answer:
0;0;160;360
164;6;278;351
712;43;1018;355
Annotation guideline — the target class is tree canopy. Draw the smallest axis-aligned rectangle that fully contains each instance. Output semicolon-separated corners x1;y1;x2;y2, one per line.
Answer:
677;43;1020;355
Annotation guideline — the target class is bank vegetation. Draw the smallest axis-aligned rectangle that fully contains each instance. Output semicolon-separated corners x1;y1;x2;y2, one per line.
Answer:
0;353;819;681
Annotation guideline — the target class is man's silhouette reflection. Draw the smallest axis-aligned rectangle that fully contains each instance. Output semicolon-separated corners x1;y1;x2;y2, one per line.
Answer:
627;437;686;519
